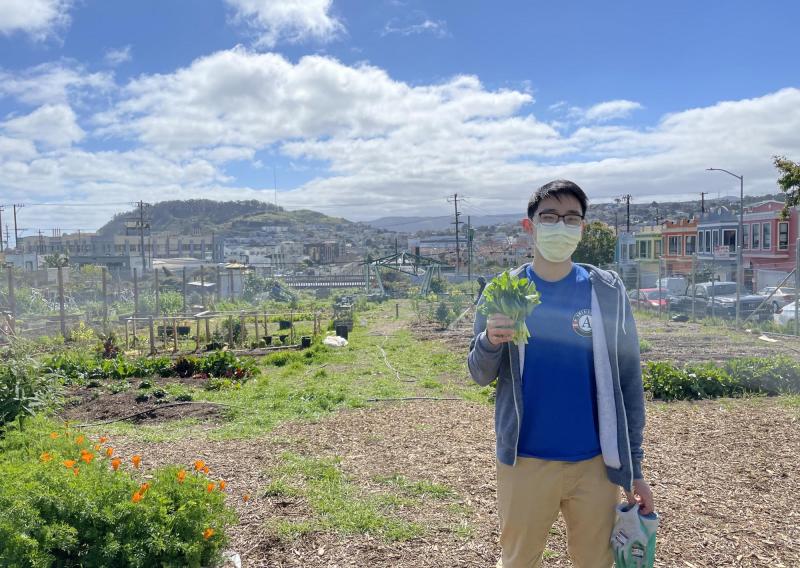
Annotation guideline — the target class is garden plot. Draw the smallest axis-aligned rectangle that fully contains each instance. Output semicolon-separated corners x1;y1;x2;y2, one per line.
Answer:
107;396;800;567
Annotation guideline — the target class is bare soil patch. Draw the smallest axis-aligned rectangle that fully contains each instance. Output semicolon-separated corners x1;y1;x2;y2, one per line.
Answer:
108;396;800;567
60;376;222;425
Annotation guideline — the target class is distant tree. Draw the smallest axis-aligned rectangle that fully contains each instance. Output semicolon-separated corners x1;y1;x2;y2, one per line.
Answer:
774;155;800;218
43;254;68;268
573;221;616;267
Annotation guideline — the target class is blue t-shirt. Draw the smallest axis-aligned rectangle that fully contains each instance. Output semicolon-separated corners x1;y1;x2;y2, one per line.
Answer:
517;263;601;461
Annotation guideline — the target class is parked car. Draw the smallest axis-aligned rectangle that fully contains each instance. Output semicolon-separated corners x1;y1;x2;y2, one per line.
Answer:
654;277;687;295
670;281;773;321
628;288;673;310
774;300;798;327
756;286;796;312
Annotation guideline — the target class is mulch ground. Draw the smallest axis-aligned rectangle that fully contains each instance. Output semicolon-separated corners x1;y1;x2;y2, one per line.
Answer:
108;395;800;567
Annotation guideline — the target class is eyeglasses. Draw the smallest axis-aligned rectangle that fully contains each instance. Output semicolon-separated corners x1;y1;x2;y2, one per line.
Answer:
536;212;584;227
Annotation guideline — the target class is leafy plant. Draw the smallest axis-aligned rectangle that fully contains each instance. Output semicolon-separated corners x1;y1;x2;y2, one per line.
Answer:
0;418;236;567
0;348;60;429
477;271;541;344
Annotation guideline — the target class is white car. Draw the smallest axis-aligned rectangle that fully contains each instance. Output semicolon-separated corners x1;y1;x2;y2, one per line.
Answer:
774;300;798;327
758;287;796;312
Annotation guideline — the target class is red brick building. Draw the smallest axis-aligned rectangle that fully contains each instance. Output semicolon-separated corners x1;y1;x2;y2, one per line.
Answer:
662;218;698;276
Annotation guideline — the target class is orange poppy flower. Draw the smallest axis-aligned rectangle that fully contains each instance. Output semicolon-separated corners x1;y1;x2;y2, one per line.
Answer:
177;470;187;483
99;436;109;444
73;467;80;476
50;432;59;439
80;452;94;464
40;452;52;462
140;483;150;493
203;528;214;540
242;494;250;503
131;455;142;468
202;466;210;475
94;444;101;451
218;480;226;491
206;482;215;493
75;435;85;445
132;491;142;503
111;458;121;471
63;459;76;468
106;447;114;457
194;460;205;471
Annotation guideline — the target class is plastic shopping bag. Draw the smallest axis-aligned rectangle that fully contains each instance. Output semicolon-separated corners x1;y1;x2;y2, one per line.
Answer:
611;502;659;568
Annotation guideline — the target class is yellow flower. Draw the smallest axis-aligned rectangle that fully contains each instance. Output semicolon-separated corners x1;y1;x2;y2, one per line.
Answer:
40;452;52;463
75;435;85;445
50;432;59;439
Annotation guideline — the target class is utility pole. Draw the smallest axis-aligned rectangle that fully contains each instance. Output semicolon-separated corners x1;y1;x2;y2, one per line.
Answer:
13;204;22;250
622;194;633;233
137;201;148;273
700;192;708;215
467;215;473;293
447;194;462;273
0;206;4;252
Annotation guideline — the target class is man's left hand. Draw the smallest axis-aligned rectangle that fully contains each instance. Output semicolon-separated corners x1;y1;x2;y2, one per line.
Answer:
625;479;655;515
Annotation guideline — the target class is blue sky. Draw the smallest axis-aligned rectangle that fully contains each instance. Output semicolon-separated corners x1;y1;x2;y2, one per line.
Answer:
1;0;799;234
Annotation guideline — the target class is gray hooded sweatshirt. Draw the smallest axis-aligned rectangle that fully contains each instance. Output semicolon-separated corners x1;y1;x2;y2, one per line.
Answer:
467;263;645;491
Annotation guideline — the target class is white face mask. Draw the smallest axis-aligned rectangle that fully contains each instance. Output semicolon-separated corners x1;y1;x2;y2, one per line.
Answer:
534;221;583;262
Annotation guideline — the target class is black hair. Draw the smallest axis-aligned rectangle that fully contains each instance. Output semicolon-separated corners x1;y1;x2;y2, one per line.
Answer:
527;179;588;219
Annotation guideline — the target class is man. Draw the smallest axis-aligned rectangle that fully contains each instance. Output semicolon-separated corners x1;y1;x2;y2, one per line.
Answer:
467;180;654;568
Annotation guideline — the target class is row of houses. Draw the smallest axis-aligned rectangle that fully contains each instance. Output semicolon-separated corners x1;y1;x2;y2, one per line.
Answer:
620;200;798;289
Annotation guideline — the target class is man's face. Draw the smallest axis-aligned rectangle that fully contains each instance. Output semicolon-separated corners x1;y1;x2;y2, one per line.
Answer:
522;194;584;239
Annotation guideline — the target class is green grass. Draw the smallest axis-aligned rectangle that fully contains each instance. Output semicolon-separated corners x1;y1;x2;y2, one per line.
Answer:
82;301;491;443
263;452;423;542
373;473;455;499
779;395;800;412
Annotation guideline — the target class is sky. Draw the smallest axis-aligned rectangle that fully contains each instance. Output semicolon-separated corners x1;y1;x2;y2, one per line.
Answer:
1;0;799;237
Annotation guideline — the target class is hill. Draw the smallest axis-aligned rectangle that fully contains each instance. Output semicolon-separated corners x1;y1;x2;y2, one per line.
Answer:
97;200;353;236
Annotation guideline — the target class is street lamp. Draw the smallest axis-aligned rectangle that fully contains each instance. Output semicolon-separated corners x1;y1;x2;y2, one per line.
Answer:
706;167;744;327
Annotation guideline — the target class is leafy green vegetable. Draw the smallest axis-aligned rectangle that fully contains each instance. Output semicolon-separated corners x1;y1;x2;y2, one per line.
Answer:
478;271;541;344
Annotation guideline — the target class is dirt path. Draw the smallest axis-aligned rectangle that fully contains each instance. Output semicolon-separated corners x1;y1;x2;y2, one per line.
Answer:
110;395;800;567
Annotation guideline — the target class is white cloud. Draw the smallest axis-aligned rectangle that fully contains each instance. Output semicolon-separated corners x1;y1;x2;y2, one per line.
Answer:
224;0;344;47
2;104;85;147
104;45;132;66
382;18;449;38
0;62;114;106
567;99;644;124
0;0;72;40
97;48;533;153
1;48;798;227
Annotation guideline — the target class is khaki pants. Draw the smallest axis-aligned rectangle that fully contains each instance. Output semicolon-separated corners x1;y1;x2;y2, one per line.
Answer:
497;455;619;568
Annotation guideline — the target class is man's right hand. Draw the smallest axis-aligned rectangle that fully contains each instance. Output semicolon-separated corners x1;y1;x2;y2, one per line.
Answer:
486;313;515;346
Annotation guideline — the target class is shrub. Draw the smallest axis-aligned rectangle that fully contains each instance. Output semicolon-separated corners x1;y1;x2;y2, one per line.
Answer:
0;418;236;567
0;348;60;429
724;356;800;395
197;351;257;381
643;357;800;401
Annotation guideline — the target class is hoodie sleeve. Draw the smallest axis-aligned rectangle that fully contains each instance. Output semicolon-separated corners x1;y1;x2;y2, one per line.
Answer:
467;294;504;386
616;277;646;479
